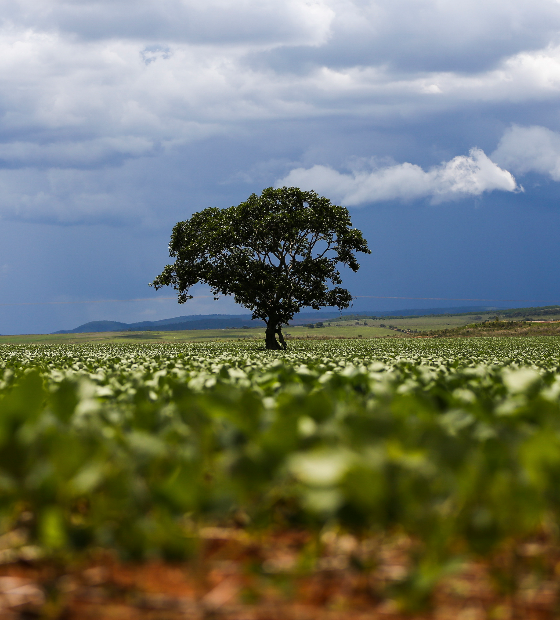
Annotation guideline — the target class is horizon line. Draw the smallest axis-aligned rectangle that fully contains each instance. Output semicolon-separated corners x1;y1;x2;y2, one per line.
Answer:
0;295;559;307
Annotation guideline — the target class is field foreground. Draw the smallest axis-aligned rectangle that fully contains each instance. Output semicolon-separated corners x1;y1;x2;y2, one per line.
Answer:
2;337;560;618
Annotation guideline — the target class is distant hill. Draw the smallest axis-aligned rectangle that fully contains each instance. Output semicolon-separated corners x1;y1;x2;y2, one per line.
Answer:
55;320;130;333
54;315;263;334
52;306;519;334
54;312;354;334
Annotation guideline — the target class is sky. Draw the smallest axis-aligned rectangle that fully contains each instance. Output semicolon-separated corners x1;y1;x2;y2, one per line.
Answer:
1;0;560;333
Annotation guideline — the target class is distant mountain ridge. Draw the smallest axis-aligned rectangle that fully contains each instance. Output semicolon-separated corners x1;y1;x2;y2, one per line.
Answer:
53;306;509;334
54;314;264;334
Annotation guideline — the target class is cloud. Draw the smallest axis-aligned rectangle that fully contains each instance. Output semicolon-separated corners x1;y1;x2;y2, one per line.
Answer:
492;125;560;180
0;163;161;225
4;0;560;73
0;0;557;224
252;0;560;74
0;0;335;47
0;138;156;168
276;148;521;205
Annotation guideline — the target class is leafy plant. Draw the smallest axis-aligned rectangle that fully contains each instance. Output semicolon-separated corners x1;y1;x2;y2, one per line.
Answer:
1;337;560;605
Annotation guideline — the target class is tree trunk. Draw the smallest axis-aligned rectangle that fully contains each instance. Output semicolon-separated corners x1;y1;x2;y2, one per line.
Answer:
265;323;282;350
276;326;287;350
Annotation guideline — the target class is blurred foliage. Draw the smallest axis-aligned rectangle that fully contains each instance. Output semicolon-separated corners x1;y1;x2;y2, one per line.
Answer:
1;337;560;601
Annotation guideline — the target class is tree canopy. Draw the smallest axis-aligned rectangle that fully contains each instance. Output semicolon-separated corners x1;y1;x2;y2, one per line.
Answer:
150;187;371;349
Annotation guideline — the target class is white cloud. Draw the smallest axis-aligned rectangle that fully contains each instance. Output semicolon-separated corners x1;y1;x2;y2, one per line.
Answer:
0;15;558;163
492;125;560;180
0;0;557;223
276;149;521;205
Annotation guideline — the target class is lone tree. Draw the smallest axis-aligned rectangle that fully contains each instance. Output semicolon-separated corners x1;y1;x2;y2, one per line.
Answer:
150;187;370;350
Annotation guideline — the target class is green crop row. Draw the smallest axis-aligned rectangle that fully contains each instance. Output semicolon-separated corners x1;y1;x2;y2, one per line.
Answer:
1;337;560;603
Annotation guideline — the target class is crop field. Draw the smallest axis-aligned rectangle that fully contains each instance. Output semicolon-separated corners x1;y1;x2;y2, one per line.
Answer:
0;327;266;345
2;336;560;618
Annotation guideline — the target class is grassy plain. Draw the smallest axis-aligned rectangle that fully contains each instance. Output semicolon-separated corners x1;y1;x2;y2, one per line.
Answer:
0;324;421;344
3;308;560;344
0;327;263;345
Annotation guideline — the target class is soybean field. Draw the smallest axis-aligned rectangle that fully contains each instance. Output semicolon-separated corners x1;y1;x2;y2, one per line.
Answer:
2;336;560;618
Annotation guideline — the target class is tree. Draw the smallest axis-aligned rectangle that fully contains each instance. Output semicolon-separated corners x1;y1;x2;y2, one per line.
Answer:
150;187;371;349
